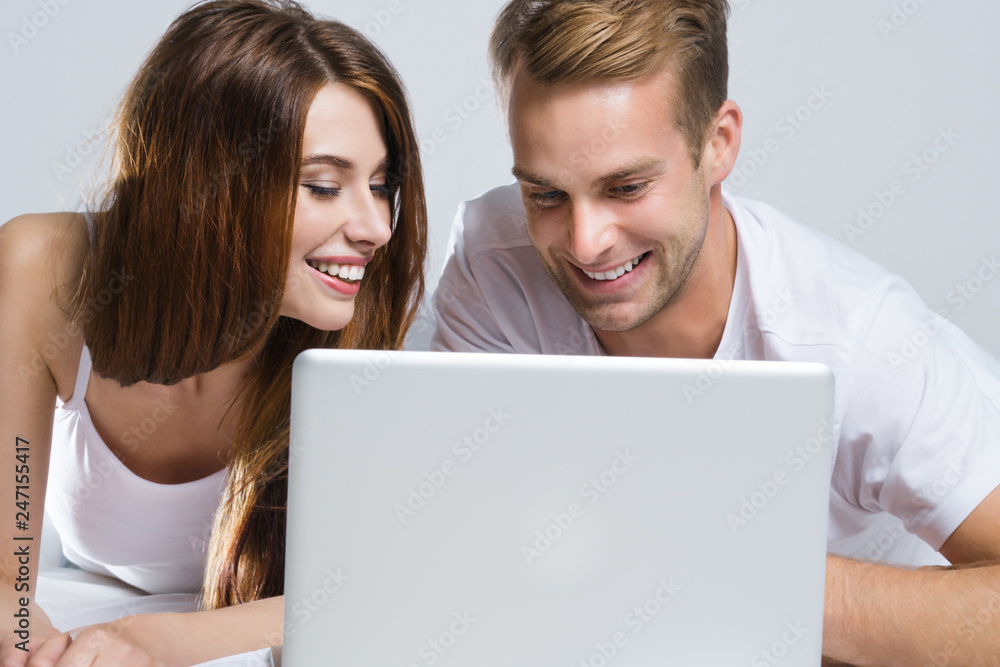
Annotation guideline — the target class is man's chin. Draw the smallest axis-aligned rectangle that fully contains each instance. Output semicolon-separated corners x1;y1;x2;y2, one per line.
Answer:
568;298;650;334
546;264;655;332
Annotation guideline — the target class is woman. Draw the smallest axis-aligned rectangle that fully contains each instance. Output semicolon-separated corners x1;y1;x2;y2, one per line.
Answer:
0;0;426;663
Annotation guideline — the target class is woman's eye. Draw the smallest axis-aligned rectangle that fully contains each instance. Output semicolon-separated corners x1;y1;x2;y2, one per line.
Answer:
303;184;340;198
370;183;392;199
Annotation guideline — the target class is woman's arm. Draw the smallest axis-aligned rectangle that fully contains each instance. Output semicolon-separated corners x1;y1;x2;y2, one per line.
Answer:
27;596;284;667
0;215;87;651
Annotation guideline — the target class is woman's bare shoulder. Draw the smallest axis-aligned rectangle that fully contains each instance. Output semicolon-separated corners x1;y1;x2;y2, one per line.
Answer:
0;212;89;397
1;212;88;265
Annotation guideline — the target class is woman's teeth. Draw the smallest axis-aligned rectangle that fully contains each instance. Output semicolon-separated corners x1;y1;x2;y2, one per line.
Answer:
307;259;365;282
583;253;645;281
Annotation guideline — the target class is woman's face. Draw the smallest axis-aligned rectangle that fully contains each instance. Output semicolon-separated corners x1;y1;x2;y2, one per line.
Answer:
280;82;393;330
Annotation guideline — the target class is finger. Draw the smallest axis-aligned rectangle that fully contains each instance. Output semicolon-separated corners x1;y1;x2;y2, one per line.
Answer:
22;633;72;667
45;629;107;667
49;629;162;667
0;632;30;667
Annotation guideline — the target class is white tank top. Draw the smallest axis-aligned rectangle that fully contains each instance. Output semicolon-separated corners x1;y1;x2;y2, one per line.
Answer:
47;346;228;594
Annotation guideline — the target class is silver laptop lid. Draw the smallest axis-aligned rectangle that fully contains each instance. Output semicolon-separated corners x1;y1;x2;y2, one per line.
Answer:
284;350;834;665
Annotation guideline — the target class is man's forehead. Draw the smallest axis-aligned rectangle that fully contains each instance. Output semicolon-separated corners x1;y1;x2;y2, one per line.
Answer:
507;67;683;188
507;62;680;117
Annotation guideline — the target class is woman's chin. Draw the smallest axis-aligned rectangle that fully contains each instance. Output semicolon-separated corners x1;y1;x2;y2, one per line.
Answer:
305;314;353;332
280;304;354;332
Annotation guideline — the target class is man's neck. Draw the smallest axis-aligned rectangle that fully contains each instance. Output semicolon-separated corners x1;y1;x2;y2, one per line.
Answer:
595;192;738;359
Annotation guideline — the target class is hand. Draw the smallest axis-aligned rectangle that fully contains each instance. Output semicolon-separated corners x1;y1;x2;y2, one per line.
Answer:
0;601;60;666
22;617;165;667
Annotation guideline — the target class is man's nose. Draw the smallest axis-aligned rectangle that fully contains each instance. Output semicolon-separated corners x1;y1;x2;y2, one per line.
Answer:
567;201;617;266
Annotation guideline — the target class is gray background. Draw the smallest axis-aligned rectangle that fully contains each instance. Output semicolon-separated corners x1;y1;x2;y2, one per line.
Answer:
3;0;997;355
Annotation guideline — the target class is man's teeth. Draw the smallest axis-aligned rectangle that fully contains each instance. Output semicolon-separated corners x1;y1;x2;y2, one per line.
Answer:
307;260;365;282
583;254;644;281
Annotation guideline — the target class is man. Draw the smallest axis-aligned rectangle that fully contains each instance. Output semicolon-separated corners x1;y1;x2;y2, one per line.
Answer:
431;0;1000;663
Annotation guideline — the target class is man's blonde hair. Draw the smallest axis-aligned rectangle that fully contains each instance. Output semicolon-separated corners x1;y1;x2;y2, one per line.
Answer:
490;0;730;165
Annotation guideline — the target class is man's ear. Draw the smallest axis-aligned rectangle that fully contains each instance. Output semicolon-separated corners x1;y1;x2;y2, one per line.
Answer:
703;100;742;185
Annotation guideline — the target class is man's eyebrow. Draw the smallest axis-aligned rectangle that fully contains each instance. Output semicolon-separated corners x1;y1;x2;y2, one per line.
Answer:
592;157;666;188
511;157;667;191
511;166;557;189
302;154;354;169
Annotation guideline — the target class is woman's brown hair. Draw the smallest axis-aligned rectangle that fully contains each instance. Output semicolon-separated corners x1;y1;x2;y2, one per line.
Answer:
73;0;427;608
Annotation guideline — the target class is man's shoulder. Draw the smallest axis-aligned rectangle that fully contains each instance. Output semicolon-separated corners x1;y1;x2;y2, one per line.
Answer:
727;193;927;351
454;183;532;255
730;194;893;286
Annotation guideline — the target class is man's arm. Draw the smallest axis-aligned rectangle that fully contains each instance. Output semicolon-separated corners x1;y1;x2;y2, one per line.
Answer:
823;485;1000;665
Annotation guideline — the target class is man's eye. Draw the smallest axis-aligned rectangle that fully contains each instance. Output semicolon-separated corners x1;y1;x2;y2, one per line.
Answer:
527;190;566;208
611;183;649;199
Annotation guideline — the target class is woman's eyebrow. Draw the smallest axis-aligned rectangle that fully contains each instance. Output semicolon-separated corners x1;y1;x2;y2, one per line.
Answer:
301;155;391;172
302;154;354;169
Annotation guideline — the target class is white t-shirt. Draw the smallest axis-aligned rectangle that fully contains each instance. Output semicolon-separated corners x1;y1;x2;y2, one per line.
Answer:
432;183;1000;566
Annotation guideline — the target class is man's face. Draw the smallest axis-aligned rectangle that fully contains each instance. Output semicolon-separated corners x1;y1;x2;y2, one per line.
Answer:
509;68;715;334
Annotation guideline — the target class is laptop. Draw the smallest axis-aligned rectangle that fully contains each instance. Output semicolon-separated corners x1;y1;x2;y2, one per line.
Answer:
282;349;834;665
